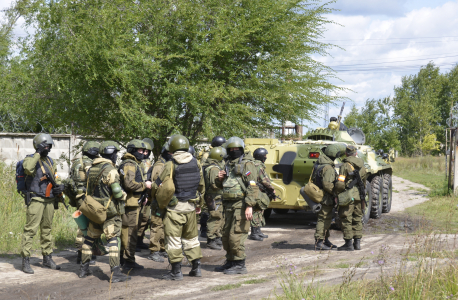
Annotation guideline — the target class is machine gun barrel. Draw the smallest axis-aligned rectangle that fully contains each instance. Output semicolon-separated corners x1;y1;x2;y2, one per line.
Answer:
256;182;281;201
337;102;346;125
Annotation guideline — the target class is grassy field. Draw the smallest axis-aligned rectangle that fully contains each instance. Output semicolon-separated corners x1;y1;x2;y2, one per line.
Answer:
0;161;77;255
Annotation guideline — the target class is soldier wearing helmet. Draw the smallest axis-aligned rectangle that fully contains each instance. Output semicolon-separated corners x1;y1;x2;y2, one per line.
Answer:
118;139;150;270
136;138;155;251
249;147;273;242
144;142;170;263
202;146;227;250
21;133;64;274
151;135;205;281
71;140;100;265
313;143;346;251
214;137;259;275
78;140;130;283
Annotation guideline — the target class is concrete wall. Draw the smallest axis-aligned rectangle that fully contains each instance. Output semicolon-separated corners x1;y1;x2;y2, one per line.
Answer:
0;133;83;178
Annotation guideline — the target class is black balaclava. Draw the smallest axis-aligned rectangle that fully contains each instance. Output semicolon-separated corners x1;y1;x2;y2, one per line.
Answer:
143;150;151;160
84;152;98;160
162;151;173;162
132;150;144;162
102;152;118;164
260;155;267;163
228;148;244;160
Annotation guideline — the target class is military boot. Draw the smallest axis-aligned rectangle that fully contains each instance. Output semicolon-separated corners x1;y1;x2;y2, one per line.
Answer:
189;259;202;277
258;228;269;239
200;226;208;238
224;259;248;275
353;238;361;250
137;239;149;250
215;260;233;272
147;251;165;263
315;239;331;251
324;238;337;250
78;261;92;278
337;239;355;251
76;250;82;264
123;260;144;270
162;262;183;281
215;237;223;246
90;255;97;265
207;238;222;250
43;254;61;270
22;257;34;274
248;227;263;241
111;266;131;283
159;251;168;258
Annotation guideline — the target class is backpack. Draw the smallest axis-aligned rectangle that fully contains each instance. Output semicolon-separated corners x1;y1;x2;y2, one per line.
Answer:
16;160;27;195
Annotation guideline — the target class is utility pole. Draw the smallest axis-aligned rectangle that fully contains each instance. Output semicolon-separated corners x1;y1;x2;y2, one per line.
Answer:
323;90;329;127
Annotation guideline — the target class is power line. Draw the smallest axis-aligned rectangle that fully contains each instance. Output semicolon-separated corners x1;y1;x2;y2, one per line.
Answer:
335;40;458;46
322;36;458;41
328;54;458;68
315;52;458;64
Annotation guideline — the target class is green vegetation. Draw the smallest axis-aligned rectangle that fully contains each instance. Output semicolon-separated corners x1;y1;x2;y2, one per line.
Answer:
344;63;458;156
211;278;269;291
333;262;350;269
0;162;76;254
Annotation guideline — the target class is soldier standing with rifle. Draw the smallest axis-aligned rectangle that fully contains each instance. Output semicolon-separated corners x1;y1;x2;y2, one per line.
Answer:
119;139;150;269
249;148;274;241
21;133;65;274
335;145;367;251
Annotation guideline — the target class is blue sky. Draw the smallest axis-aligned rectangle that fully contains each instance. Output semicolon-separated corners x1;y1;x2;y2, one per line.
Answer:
312;0;458;127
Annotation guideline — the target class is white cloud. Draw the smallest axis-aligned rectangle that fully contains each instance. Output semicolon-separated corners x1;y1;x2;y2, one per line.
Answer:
313;1;458;121
331;0;408;16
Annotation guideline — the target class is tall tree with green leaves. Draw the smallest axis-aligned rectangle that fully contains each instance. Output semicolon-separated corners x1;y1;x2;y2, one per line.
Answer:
14;0;343;153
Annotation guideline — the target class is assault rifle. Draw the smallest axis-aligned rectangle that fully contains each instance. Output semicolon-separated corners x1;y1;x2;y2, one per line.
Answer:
348;169;366;210
44;174;68;210
256;182;281;201
137;190;148;206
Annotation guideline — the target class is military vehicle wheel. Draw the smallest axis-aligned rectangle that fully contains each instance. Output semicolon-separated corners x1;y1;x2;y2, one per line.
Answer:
264;208;272;219
382;174;392;213
362;181;372;224
273;209;289;214
370;175;383;219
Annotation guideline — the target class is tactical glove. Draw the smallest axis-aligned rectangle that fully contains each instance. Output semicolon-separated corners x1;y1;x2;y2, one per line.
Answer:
52;184;65;195
36;143;49;156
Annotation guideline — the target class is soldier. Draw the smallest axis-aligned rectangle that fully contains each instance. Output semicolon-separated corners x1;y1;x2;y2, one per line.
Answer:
198;136;226;238
21;133;65;274
313;143;346;250
145;143;170;262
203;147;226;250
119;139;150;269
136;138;154;251
153;135;204;281
78;141;130;282
72;141;100;265
249;147;274;241
215;137;259;275
335;145;367;251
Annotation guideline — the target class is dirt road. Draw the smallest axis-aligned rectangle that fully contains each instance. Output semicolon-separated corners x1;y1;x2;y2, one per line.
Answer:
0;175;434;300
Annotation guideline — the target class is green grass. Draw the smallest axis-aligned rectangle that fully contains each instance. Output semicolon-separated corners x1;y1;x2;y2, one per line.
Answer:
333;262;350;269
0;161;76;254
211;278;269;291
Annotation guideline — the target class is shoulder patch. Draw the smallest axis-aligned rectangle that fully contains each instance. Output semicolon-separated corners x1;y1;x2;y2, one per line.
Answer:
245;171;251;176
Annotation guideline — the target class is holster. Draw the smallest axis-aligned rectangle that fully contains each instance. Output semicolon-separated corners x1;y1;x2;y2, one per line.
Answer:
25;191;31;206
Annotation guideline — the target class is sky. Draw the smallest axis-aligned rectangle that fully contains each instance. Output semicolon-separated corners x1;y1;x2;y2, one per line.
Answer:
1;0;457;129
313;0;458;127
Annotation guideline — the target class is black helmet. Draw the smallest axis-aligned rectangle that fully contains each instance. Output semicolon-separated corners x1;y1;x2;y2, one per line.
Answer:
211;136;226;148
188;146;196;157
253;148;268;162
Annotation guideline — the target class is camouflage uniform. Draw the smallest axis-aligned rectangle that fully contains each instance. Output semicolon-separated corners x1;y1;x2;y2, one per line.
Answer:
251;160;273;228
156;151;205;264
118;153;146;264
137;158;153;243
203;158;225;240
82;158;124;268
218;151;259;262
21;154;60;258
69;155;94;250
337;154;367;240
148;156;167;254
313;154;337;241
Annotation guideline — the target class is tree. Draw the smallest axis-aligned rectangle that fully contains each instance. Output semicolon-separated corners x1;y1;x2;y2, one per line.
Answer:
14;0;343;153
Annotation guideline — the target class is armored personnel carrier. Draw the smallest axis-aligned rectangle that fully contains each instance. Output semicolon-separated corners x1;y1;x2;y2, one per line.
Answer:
244;119;393;224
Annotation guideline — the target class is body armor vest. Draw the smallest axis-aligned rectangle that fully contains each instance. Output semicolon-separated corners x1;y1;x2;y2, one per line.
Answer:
222;161;247;200
87;163;112;200
118;158;145;186
25;156;55;198
173;157;201;201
